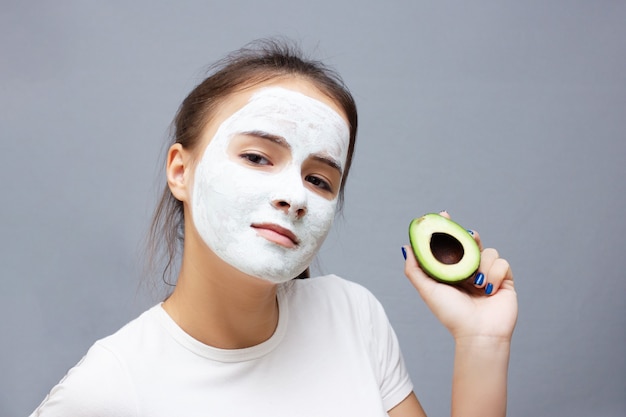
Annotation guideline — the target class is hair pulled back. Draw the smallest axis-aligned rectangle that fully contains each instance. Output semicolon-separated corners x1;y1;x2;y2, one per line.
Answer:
148;38;358;285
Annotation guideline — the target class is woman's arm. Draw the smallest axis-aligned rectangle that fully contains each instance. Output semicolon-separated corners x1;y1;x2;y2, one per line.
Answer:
450;337;511;416
389;339;511;417
395;212;518;417
388;391;427;417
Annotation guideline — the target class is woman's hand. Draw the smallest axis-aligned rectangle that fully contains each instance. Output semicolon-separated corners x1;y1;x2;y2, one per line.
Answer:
402;212;518;342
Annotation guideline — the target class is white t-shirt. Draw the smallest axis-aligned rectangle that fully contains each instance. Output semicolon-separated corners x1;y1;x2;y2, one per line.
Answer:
31;275;413;416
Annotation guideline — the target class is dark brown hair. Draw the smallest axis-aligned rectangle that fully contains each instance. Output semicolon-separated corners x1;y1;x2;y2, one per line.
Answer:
147;38;358;285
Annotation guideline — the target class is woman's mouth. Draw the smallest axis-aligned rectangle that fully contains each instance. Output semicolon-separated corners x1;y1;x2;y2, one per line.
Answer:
251;223;299;248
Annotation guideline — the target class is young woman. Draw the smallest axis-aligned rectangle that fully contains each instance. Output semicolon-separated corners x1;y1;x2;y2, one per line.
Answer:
31;39;517;417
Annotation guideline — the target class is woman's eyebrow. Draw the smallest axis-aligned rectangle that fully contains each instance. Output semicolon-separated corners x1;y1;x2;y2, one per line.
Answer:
242;130;290;149
243;130;343;175
311;154;343;176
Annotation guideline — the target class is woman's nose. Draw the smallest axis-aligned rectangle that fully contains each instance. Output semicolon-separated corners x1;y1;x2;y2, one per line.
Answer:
271;168;308;219
272;199;307;219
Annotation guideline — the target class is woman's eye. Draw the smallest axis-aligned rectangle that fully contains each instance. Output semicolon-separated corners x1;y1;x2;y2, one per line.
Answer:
240;153;271;166
305;175;331;192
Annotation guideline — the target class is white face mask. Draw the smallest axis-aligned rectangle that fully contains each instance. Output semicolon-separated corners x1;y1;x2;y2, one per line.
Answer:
191;86;350;283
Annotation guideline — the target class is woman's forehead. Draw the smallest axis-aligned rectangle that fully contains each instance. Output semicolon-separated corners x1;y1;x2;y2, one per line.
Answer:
224;77;349;126
205;85;350;162
230;87;348;137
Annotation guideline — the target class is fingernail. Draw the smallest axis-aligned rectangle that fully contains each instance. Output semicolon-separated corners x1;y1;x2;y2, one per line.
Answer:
473;272;484;286
485;283;494;295
401;247;407;260
466;229;474;236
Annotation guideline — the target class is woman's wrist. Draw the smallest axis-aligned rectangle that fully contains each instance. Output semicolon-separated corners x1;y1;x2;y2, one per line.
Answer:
454;334;512;349
453;335;513;365
451;335;511;417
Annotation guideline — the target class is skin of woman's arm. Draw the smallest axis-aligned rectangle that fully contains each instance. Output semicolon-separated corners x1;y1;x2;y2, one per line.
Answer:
389;337;511;417
391;213;518;417
388;392;427;417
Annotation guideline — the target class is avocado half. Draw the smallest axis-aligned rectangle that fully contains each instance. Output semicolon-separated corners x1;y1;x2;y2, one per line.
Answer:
408;213;480;284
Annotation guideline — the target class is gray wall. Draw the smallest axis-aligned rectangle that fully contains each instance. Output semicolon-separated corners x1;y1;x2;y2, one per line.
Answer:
2;1;625;416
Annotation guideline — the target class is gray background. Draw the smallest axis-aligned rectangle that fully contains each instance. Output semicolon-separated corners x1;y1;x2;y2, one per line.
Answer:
2;1;625;416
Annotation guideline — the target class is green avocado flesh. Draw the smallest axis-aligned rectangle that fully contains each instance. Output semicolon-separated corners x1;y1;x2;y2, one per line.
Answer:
408;213;480;284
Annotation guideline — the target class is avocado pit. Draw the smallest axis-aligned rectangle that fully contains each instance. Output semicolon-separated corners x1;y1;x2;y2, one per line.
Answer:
430;232;464;265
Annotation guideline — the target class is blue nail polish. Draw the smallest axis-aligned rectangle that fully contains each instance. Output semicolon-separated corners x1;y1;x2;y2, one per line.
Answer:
466;229;474;236
485;283;494;295
474;272;484;286
401;247;407;260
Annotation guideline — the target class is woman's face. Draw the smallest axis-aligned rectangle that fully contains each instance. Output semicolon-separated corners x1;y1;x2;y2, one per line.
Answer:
189;78;350;284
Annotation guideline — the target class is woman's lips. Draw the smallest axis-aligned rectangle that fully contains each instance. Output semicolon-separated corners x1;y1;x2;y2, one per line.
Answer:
251;224;299;248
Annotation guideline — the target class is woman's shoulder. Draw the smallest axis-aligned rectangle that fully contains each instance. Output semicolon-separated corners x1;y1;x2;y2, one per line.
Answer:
30;338;140;416
30;305;163;417
98;304;163;347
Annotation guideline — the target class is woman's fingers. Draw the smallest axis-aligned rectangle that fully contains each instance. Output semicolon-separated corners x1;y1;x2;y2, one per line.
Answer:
473;248;498;289
466;228;483;251
485;257;512;295
472;247;511;295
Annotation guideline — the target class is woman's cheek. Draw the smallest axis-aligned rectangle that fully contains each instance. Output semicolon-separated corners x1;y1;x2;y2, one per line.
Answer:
306;197;338;240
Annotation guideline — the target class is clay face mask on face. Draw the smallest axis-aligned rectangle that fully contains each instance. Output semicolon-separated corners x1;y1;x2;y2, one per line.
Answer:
191;87;350;283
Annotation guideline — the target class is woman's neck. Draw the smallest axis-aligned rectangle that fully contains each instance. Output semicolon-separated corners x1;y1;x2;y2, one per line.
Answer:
162;244;280;350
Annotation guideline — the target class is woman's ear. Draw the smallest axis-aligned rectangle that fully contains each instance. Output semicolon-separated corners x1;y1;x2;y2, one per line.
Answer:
167;143;191;202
